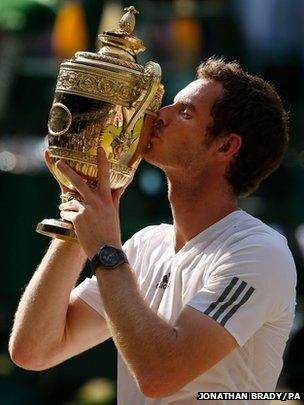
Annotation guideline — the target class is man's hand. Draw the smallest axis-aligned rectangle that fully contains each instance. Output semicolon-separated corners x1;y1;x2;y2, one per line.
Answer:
44;149;70;195
57;147;123;258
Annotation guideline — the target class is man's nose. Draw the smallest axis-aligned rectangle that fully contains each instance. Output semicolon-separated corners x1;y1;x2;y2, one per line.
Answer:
154;104;173;128
153;118;164;130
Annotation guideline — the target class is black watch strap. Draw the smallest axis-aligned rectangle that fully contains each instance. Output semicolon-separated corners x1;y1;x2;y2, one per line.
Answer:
90;245;128;274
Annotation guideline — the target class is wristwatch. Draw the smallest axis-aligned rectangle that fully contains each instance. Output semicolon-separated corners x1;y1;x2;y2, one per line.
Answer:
90;245;129;273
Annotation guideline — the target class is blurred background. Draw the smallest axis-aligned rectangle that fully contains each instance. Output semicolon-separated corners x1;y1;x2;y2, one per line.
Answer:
1;0;304;403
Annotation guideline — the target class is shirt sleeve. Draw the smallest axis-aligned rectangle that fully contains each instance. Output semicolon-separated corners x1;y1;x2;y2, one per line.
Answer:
186;235;296;347
71;276;106;318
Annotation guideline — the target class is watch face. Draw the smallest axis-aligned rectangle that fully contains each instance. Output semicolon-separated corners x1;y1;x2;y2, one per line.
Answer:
99;246;121;267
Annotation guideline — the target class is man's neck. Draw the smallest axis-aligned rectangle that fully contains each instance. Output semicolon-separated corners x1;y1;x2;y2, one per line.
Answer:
167;176;238;253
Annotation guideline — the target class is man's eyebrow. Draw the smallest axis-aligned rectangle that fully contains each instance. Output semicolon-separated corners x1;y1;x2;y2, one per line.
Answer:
183;102;196;112
173;98;197;112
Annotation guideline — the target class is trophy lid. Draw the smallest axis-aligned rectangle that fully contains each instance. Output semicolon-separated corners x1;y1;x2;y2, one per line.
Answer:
98;6;146;60
73;6;146;67
56;6;162;109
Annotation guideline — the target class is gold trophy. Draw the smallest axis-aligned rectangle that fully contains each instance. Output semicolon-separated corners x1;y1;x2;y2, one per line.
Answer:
36;6;163;241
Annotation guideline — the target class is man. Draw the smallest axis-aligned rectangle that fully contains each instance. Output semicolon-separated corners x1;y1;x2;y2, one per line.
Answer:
9;58;296;404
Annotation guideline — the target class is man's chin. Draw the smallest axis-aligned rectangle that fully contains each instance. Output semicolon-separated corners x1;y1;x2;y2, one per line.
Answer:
143;155;166;173
142;152;155;164
143;146;161;166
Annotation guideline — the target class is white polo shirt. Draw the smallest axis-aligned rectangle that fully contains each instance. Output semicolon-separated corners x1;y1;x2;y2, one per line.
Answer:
71;209;297;404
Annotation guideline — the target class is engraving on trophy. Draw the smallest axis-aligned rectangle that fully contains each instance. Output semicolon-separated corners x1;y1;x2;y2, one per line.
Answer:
105;116;143;163
48;103;72;136
56;64;140;106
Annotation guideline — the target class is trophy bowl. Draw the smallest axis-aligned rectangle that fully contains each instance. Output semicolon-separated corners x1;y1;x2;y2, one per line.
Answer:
36;6;163;241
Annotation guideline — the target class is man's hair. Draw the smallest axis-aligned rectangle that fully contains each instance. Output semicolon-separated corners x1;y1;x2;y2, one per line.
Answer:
197;57;289;197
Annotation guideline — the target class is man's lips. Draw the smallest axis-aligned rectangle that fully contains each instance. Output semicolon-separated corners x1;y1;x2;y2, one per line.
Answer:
147;121;163;147
150;131;160;139
146;130;160;150
150;127;162;139
150;120;163;138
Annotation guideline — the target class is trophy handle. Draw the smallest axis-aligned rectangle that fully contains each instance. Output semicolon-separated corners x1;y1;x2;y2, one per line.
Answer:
123;61;162;137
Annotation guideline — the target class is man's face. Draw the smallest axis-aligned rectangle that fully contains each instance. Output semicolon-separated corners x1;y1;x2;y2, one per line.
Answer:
144;78;224;176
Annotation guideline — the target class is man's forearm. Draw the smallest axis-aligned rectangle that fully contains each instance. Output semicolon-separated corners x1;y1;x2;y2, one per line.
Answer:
95;265;177;392
9;239;86;368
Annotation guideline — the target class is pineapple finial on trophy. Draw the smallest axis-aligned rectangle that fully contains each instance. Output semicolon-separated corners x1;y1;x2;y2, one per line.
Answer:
119;6;139;35
97;5;145;61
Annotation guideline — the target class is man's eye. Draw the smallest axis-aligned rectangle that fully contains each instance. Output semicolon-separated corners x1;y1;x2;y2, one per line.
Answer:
180;109;191;119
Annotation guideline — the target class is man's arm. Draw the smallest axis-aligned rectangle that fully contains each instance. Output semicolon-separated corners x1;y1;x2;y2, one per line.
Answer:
95;264;237;398
9;239;110;370
55;148;238;397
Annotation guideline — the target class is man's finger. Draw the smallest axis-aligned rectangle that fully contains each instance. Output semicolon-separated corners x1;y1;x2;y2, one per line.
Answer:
56;160;94;200
44;150;70;194
59;199;83;212
112;187;124;209
60;210;77;223
44;149;52;171
97;147;112;199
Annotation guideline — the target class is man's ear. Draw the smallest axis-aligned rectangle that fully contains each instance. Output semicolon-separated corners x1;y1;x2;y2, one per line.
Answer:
217;133;242;161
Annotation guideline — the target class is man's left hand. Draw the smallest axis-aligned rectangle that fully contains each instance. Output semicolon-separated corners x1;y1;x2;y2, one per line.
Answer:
58;147;123;258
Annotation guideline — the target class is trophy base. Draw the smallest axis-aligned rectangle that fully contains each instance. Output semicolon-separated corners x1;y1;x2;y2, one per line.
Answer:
36;219;77;241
